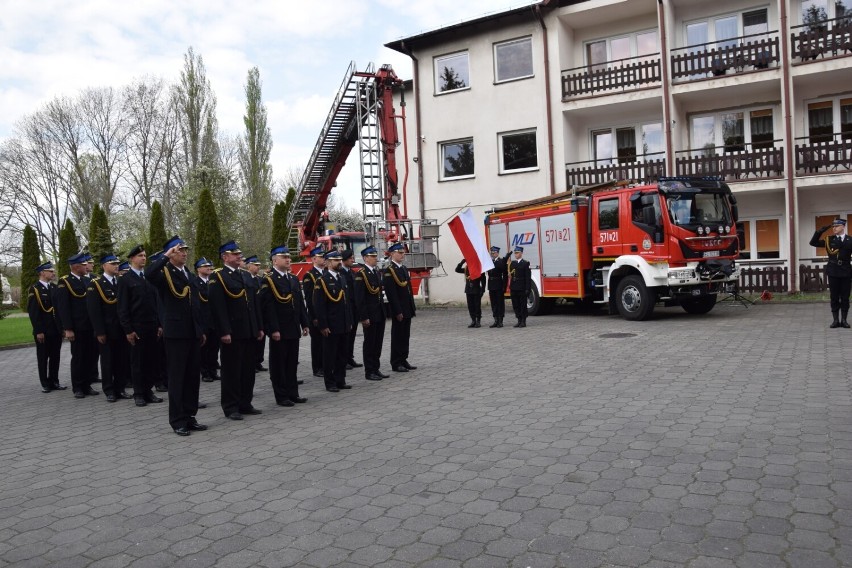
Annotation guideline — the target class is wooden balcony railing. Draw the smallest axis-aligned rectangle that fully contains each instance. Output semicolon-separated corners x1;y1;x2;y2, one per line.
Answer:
561;53;661;98
794;133;852;174
791;16;852;61
670;31;780;81
565;156;665;187
674;143;784;180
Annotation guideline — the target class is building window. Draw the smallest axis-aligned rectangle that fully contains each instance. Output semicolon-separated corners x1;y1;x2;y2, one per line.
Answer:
690;108;776;155
686;9;768;50
807;97;852;143
435;52;470;94
802;0;850;26
586;29;658;69
440;138;475;180
738;218;781;260
499;129;537;173
494;37;533;83
592;122;664;164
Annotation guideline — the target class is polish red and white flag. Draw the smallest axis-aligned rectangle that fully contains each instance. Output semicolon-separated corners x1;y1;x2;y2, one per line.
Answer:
448;207;495;279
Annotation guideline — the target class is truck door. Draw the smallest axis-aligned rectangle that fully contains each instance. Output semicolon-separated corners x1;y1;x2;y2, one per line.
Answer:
592;195;623;258
628;191;668;258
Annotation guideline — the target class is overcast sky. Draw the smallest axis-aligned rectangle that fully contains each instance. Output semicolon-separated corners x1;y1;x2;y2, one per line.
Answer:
0;0;533;211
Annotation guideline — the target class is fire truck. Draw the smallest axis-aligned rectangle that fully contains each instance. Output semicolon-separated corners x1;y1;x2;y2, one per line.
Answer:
485;177;741;320
286;62;439;292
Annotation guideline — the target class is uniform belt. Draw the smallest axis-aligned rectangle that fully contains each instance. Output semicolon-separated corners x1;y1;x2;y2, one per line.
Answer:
829;259;845;265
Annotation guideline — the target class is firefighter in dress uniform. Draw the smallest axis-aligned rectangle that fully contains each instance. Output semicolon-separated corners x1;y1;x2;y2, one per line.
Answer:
487;246;509;328
55;253;100;398
27;262;65;393
354;246;388;381
455;258;486;328
193;257;220;382
383;243;417;372
508;245;532;328
313;249;354;392
244;255;267;372
302;246;326;378
86;254;131;402
259;245;310;406
810;218;852;328
340;249;362;369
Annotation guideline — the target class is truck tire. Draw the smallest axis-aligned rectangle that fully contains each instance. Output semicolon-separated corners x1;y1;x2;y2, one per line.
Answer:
615;275;654;321
527;282;541;316
681;295;717;315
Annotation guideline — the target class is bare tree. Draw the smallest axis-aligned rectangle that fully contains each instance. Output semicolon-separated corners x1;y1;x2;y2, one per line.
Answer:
78;86;128;214
122;77;167;210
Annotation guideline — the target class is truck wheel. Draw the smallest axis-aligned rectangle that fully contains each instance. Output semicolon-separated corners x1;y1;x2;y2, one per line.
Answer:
526;283;541;316
681;295;717;314
615;275;654;321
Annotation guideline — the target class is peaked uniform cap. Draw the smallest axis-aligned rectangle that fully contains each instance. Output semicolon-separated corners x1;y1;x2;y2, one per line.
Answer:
194;257;213;269
99;254;119;264
360;246;378;257
219;240;242;254
163;235;188;250
35;262;54;273
387;243;405;253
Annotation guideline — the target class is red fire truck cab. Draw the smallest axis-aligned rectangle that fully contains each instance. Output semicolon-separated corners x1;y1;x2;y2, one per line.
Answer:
485;177;740;320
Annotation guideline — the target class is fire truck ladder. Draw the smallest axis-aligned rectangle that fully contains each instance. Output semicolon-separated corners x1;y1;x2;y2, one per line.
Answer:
355;66;385;224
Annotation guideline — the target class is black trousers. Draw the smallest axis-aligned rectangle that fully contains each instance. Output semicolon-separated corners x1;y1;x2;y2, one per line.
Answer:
510;291;528;321
347;320;358;363
156;338;168;388
70;331;97;393
466;293;483;319
97;333;130;396
256;335;266;365
200;331;219;377
309;325;324;374
489;291;505;319
165;338;201;430
269;337;300;402
130;327;158;396
322;332;349;389
362;317;385;375
35;334;62;389
220;338;257;416
389;317;412;368
88;339;100;384
828;275;851;314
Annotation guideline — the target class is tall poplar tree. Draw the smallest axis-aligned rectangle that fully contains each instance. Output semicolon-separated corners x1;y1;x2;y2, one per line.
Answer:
271;201;286;250
148;200;167;251
20;224;40;310
195;187;222;268
238;66;273;257
87;204;113;268
58;219;79;278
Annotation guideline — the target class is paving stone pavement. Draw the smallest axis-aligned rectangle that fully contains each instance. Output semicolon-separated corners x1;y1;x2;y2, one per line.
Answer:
0;302;851;568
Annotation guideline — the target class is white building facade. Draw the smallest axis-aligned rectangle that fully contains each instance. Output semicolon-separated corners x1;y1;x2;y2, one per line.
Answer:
387;0;852;302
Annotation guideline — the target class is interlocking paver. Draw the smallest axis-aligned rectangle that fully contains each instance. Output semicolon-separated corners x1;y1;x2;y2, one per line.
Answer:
2;304;852;566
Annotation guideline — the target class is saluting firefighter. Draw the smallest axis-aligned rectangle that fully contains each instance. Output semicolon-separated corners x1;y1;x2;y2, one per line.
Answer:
810;218;852;328
148;250;169;394
508;245;531;328
313;249;354;392
145;236;208;436
86;254;131;402
209;240;264;420
340;249;362;369
354;246;388;381
455;258;486;328
193;257;220;382
27;262;65;393
259;245;310;406
55;253;100;398
383;243;417;373
302;246;326;378
243;255;268;372
487;246;509;328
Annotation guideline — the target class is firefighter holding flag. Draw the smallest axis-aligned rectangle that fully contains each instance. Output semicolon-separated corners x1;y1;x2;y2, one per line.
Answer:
448;208;495;328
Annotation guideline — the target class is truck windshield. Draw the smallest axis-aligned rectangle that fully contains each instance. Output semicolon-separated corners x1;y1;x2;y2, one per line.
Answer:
666;191;732;228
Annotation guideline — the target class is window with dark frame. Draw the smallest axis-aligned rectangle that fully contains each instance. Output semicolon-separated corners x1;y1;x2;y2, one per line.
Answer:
500;130;537;172
598;199;620;230
441;139;475;179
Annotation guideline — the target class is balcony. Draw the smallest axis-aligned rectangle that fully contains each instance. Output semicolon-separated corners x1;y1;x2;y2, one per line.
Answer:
674;142;784;181
794;133;852;174
791;16;852;61
565;155;665;186
561;53;661;99
670;31;780;82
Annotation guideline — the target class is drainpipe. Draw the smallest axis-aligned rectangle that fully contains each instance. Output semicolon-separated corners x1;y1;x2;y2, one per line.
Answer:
400;40;430;303
534;4;556;194
779;0;798;292
657;0;674;175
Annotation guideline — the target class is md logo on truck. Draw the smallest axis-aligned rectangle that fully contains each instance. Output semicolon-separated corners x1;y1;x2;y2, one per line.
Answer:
511;233;536;247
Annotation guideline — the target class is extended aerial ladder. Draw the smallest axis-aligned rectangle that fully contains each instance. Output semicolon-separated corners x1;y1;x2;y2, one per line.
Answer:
286;62;439;289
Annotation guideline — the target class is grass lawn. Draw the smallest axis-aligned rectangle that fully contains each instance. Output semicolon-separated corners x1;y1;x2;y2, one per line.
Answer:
0;316;34;347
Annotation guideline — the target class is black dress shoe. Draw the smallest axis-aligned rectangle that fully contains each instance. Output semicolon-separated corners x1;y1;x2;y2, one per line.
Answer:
227;412;244;420
393;366;408;372
277;400;295;407
145;393;163;403
42;387;52;393
402;362;417;370
297;380;304;385
106;394;117;403
241;407;262;415
366;374;382;381
255;364;268;372
84;387;100;395
201;376;214;383
326;387;340;393
173;427;190;437
339;384;352;390
52;384;67;390
187;420;208;431
345;363;354;370
375;371;390;378
348;360;363;368
313;370;324;377
74;391;86;399
116;392;133;399
134;396;147;407
289;397;307;404
197;402;207;409
155;385;168;392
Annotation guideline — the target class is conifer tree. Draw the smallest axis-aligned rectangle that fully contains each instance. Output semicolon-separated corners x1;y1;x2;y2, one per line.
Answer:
20;224;40;310
195;187;222;268
57;219;79;279
87;204;113;269
271;201;286;250
148;200;167;251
